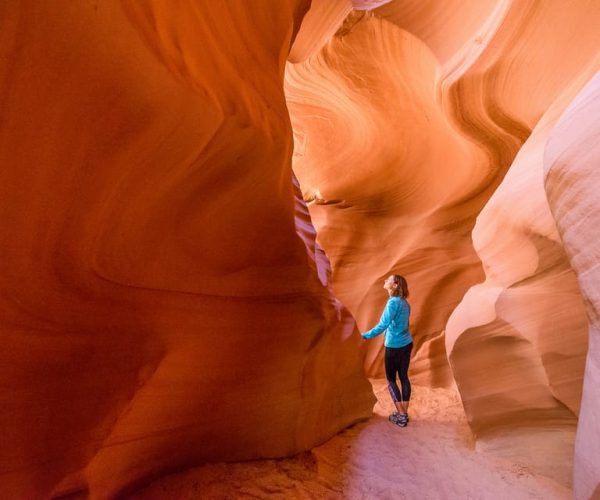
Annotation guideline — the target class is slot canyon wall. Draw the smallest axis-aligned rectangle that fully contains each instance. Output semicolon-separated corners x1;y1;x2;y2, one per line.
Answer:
544;73;600;500
0;1;376;498
286;0;599;496
1;0;599;498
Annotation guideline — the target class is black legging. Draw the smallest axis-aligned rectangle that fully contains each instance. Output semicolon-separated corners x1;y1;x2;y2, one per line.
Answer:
384;343;413;403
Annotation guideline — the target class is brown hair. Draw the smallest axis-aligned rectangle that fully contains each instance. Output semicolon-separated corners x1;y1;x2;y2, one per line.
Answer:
391;275;409;298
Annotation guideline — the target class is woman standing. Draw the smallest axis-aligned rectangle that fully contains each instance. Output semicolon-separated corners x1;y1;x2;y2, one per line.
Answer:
361;275;413;427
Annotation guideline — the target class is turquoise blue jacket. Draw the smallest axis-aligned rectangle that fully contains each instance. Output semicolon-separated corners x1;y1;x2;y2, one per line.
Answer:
361;296;412;348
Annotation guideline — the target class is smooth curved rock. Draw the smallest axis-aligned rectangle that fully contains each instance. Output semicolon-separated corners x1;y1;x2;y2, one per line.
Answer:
445;63;598;419
286;0;600;383
376;0;507;69
544;71;600;500
441;2;600;486
286;10;490;385
289;0;352;64
445;85;591;483
2;0;600;496
0;2;373;498
286;1;599;488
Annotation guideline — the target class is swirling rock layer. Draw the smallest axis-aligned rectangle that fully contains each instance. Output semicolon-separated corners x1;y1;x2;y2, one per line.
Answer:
0;2;373;498
2;0;600;497
286;0;600;491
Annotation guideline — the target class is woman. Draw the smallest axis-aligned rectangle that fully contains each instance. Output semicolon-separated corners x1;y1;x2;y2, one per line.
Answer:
361;274;413;427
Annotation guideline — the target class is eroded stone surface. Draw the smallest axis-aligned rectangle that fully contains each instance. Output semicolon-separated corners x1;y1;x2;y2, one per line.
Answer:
2;0;599;497
0;2;373;498
286;2;600;389
286;1;599;492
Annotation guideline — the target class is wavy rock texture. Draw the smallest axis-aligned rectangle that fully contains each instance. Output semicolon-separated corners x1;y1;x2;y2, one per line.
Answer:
441;2;600;489
287;0;583;383
445;75;593;485
286;0;599;490
544;72;600;500
0;2;374;498
286;10;490;386
2;0;600;497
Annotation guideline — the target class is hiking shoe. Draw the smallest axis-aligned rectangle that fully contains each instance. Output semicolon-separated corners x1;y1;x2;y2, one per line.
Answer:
389;412;408;426
391;413;408;427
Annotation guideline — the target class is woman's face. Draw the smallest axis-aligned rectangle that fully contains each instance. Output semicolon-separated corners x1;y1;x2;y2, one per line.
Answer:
383;275;397;292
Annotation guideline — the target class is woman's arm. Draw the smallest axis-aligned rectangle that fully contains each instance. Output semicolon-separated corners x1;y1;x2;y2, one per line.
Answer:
361;299;398;339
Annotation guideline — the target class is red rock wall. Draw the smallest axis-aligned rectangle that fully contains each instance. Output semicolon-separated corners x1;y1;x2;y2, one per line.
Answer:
0;2;373;498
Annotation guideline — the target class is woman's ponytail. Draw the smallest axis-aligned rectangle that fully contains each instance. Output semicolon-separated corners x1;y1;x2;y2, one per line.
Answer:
392;275;409;298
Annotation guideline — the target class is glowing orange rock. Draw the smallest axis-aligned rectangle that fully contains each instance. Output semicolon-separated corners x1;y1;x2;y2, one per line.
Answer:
0;2;373;497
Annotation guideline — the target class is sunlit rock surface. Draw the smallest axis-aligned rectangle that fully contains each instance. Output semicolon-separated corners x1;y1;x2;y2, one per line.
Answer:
0;2;374;498
445;75;593;485
544;72;600;500
286;10;488;386
286;1;600;389
286;0;599;492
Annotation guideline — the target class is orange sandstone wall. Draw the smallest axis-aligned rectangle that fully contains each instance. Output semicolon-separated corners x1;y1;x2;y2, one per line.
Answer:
445;75;593;483
0;2;373;498
286;0;599;488
441;0;599;488
286;10;488;385
286;2;600;388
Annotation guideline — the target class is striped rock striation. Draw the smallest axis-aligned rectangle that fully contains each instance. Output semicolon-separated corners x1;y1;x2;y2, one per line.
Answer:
286;0;600;492
1;0;599;497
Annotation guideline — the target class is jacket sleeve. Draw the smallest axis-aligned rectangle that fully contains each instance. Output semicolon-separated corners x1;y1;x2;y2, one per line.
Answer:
361;299;398;339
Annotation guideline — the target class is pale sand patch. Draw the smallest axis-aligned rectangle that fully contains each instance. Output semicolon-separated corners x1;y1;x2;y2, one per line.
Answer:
128;381;571;499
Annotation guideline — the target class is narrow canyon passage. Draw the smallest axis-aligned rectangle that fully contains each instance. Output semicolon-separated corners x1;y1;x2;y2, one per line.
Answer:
1;1;599;499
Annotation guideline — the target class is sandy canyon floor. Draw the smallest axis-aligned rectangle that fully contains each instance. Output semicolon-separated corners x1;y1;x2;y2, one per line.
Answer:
129;381;571;499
